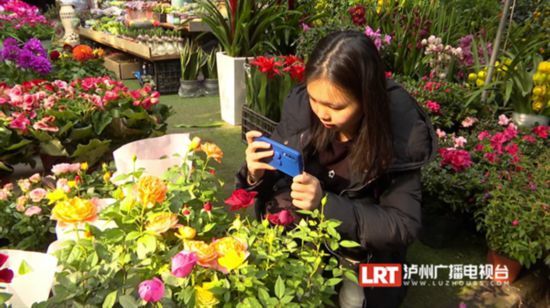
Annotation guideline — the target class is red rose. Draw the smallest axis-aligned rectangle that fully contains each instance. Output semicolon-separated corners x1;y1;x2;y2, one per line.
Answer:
49;50;61;61
224;189;258;211
267;210;295;226
203;202;212;212
532;125;549;139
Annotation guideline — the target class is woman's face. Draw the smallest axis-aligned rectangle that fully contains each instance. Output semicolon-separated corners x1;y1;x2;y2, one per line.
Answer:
307;78;362;141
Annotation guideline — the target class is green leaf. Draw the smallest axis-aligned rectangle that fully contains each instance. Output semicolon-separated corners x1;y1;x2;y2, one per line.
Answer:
67;125;94;143
137;234;157;258
40;138;69;156
70;139;111;165
257;288;270;305
102;290;117;308
18;259;32;275
92;112;113;135
280;294;294;304
274;276;285;299
339;240;361;248
119;294;139;308
0;292;12;304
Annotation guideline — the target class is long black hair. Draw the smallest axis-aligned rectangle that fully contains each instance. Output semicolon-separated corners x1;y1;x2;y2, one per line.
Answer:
306;30;393;180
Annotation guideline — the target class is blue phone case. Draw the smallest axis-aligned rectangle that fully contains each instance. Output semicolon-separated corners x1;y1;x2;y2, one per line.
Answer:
255;136;304;177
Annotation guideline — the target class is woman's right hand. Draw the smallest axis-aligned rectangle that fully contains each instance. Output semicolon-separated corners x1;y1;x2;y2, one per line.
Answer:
245;130;276;184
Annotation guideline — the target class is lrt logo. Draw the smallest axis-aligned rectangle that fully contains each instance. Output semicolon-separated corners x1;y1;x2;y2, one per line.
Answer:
359;264;402;287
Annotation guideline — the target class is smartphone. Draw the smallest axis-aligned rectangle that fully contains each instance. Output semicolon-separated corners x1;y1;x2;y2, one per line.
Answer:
255;136;304;177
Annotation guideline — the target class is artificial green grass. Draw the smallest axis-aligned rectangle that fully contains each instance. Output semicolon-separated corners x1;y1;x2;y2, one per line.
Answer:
129;81;487;307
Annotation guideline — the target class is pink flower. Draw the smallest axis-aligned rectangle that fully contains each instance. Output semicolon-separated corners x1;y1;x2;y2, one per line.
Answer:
489;133;507;154
425;100;441;114
171;251;197;278
477;130;491;141
484;152;498;164
16;196;27;212
56;178;71;193
522;135;536;143
504;143;519;156
29;173;41;183
498;114;510;126
51;163;81;175
9;113;31;132
474;144;484;152
0;190;8;201
24;205;42;217
17;179;31;192
138;277;165;302
32;116;59;132
439;148;473;172
511;219;519;226
436;128;446;139
532;125;549;139
301;23;311;32
267;210;295;226
104;90;119;102
225;189;258;211
461;117;477;128
29;188;46;202
503;124;518;140
453;136;467;148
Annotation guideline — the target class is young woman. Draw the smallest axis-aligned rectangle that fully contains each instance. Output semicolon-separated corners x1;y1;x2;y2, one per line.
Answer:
237;31;436;308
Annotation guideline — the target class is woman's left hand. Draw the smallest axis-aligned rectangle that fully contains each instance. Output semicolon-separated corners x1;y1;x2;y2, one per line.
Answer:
291;172;323;210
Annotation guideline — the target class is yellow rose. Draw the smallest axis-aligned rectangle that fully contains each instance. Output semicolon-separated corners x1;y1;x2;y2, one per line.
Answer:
47;188;68;205
212;237;247;256
80;162;89;171
175;225;196;240
200;143;223;163
195;282;219;307
185;240;218;267
218;249;246;271
145;212;178;234
533;86;543;97
532;101;544;112
537;61;550;74
533;73;545;85
52;197;97;224
137;175;167;208
189;136;202;152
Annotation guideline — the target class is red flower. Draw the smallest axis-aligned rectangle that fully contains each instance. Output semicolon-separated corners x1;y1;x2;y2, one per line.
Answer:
0;253;14;284
439;148;473;172
224;189;258;211
250;56;283;79
504;143;519;156
267;210;295;226
484;152;498;164
282;55;302;67
49;50;60;61
425;100;441;114
532;125;549;139
522;135;536;143
283;64;305;82
203;202;212;212
511;219;519;226
385;71;393;78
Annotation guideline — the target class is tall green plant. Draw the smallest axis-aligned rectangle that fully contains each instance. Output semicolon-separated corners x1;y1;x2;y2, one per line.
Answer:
196;0;290;57
203;48;219;80
180;40;205;80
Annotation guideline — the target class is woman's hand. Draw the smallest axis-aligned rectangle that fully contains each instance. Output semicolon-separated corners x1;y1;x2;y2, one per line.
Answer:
291;172;323;210
245;130;276;184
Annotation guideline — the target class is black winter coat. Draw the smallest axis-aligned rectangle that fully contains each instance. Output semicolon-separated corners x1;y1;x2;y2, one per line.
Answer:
236;80;437;307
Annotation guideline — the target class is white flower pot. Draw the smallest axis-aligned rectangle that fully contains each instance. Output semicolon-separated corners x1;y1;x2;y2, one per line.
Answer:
0;250;57;307
512;112;549;128
216;52;251;125
111;134;191;184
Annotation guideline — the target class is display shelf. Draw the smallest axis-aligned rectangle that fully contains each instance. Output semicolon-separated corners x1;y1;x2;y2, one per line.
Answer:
160;19;211;32
77;27;180;61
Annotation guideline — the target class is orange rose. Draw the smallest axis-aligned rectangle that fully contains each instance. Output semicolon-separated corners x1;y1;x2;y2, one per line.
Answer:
185;240;218;267
52;197;97;224
201;142;223;163
137;175;167;208
72;45;94;62
145;212;178;234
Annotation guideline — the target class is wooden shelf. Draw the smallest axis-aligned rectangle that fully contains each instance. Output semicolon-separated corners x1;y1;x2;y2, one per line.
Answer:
160;19;211;32
78;28;180;61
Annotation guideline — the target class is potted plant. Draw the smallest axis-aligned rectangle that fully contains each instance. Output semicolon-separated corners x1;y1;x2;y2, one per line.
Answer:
179;40;204;98
482;148;549;283
202;48;219;96
196;0;289;124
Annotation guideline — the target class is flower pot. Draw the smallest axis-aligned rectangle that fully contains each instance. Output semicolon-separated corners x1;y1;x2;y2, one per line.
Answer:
111;133;191;184
512;112;549;128
487;249;522;283
0;249;57;307
216;52;252;125
203;79;219;96
178;79;202;98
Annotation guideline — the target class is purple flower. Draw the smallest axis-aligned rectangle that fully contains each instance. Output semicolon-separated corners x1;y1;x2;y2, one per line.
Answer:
23;38;46;58
16;49;34;69
29;56;52;75
1;42;20;62
138;277;165;302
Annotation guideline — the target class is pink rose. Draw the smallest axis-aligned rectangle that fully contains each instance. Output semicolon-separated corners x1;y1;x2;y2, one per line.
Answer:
504;143;519;156
439;148;473;172
453;136;467;148
138;277;165;302
267;210;295;226
225;189;258;211
17;179;31;192
104;90;119;102
0;190;8;201
51;163;81;175
477;130;491;141
24;205;42;217
498;114;510;126
56;178;71;193
436;128;446;139
29;173;41;183
522;135;536;143
461;117;477;128
29;188;46;202
171;251;197;278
